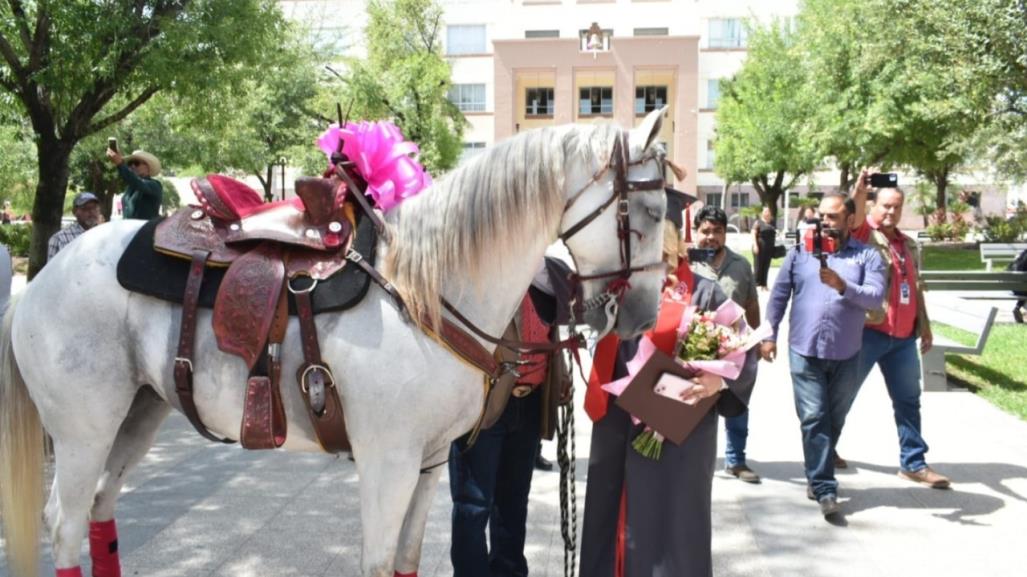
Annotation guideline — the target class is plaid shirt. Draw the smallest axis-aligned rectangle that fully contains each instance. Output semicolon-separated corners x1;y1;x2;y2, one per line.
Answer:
47;222;86;261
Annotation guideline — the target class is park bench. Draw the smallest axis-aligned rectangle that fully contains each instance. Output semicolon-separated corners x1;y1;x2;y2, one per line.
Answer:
979;242;1027;271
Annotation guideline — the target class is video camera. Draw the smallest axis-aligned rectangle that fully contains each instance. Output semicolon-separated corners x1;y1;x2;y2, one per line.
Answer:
801;218;840;267
687;247;716;264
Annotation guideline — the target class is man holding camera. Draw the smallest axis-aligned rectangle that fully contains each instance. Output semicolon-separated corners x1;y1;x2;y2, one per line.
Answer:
761;193;886;519
106;141;163;220
844;170;951;489
691;205;763;483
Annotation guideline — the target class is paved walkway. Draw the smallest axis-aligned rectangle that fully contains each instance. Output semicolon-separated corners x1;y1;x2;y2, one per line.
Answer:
2;273;1027;577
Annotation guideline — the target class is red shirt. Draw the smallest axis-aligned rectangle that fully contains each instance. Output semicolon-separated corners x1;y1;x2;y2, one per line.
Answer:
852;218;918;338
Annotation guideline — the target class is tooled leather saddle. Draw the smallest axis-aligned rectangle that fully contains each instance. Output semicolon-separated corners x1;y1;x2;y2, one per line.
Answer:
147;174;377;453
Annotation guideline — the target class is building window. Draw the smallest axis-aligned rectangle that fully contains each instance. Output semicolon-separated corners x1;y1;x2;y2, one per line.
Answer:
706;140;716;170
447;24;487;55
448;84;486;112
634;27;669;37
730;192;750;208
706;192;723;208
706;79;721;109
708;18;747;48
579;86;613;116
310;27;346;56
460;142;486;163
526;87;555;116
525;30;559;38
635;85;668;114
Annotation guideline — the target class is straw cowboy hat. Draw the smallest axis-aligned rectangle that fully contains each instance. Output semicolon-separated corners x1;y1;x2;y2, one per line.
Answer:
125;150;162;177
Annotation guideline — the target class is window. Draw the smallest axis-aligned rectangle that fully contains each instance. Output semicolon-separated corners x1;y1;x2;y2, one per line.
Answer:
635;85;668;114
731;192;750;208
448;84;486;112
706;79;721;109
460;142;486;163
706;192;723;208
525;30;559;38
310;26;346;56
579;86;613;115
447;25;486;55
708;18;747;48
525;87;555;116
579;28;613;52
634;27;669;37
705;140;716;170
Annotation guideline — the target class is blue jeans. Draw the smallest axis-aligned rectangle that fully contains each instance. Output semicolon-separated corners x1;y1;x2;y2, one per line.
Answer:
449;390;542;577
789;350;861;499
857;329;929;472
723;412;749;468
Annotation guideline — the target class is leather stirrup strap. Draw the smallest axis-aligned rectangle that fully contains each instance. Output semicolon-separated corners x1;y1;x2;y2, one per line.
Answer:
293;288;351;453
175;250;235;444
240;289;289;449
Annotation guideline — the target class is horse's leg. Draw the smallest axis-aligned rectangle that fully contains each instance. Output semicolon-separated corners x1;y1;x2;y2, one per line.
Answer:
87;387;170;577
393;447;448;577
355;448;424;577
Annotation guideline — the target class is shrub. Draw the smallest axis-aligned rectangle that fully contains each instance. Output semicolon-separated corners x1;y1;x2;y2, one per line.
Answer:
0;222;33;257
926;223;951;242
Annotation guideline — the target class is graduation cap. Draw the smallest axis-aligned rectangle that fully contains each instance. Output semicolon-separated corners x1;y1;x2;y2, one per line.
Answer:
664;186;698;231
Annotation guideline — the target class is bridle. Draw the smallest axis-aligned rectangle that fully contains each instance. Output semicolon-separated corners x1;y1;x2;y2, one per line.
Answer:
558;130;666;327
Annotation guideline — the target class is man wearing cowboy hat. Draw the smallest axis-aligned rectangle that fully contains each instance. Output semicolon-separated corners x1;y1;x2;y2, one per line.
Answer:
106;146;163;220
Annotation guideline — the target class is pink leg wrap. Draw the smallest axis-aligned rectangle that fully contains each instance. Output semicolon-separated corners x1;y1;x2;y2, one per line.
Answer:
56;568;84;577
394;572;418;577
88;520;121;577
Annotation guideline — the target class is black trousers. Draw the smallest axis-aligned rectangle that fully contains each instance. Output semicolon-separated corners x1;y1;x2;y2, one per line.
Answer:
755;242;774;286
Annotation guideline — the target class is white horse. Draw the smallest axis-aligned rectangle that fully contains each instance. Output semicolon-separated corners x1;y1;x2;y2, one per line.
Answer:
0;108;669;577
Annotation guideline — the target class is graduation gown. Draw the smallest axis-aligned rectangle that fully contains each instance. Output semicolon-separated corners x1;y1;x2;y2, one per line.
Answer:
580;275;759;577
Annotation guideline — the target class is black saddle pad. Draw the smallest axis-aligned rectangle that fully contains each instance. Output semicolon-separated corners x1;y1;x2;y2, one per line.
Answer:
117;211;378;315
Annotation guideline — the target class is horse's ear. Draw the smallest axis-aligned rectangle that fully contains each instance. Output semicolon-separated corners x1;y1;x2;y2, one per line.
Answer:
632;105;668;152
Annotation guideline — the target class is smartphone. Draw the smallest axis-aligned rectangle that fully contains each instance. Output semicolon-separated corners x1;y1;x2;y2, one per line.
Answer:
687;247;716;264
107;137;118;153
869;172;897;188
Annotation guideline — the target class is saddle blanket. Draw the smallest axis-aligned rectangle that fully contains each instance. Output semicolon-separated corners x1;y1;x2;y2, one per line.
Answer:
116;212;377;315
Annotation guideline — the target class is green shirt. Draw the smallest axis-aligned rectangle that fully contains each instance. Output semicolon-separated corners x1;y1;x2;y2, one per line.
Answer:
693;247;758;308
118;165;163;220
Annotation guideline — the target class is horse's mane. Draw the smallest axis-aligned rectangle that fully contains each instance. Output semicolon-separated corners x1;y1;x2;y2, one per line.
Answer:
384;122;621;327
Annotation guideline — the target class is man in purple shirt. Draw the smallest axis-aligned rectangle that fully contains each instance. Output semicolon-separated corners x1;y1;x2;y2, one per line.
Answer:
760;193;886;520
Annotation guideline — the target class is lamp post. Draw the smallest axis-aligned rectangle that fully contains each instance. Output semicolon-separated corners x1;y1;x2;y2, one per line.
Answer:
279;157;288;201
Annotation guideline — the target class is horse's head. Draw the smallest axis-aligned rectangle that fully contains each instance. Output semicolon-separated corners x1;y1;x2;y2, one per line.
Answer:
560;107;669;338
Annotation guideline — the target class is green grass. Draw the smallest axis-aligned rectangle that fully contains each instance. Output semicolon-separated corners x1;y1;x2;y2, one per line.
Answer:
737;250;786;269
934;323;1027;421
920;245;986;271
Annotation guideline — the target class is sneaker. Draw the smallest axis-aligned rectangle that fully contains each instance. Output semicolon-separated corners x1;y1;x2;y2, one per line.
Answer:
818;495;841;518
725;465;761;484
834;452;848;469
898;466;950;489
534;454;554;472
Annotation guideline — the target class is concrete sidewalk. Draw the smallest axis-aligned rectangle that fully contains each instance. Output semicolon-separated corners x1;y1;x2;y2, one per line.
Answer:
2;275;1026;576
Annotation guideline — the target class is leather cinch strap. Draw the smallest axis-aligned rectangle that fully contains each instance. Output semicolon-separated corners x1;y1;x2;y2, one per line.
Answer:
293;286;351;453
175;250;236;444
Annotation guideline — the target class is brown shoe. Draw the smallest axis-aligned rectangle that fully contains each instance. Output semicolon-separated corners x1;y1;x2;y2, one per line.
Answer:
726;465;761;484
834;453;848;469
898;467;951;489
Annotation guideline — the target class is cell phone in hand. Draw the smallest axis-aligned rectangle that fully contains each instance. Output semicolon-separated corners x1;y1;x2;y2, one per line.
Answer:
107;137;118;153
869;172;897;188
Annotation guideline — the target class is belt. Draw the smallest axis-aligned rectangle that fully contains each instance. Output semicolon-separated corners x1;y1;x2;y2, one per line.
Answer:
512;384;534;398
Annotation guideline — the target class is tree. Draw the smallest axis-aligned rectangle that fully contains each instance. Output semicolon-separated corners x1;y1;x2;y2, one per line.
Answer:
336;0;466;174
714;22;817;221
0;0;286;278
0;118;36;213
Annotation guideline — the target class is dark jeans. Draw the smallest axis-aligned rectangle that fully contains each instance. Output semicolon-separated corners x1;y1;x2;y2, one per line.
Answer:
754;243;773;286
857;329;929;472
450;390;542;577
723;412;749;468
789;350;861;499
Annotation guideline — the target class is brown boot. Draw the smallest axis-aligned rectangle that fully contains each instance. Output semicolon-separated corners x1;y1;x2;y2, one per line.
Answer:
898;466;951;489
726;465;761;484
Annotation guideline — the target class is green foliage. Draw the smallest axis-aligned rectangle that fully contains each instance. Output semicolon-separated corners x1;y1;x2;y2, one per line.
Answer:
156;178;181;214
0;120;36;213
714;21;816;218
336;0;466;174
981;203;1027;243
0;223;32;257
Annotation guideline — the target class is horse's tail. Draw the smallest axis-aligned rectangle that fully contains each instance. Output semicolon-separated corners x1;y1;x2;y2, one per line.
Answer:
0;294;44;577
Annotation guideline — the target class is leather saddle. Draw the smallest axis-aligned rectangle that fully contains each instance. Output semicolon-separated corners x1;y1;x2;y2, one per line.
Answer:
153;174;362;454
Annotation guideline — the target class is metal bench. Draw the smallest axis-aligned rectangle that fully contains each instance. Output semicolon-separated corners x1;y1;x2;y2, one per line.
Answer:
921;270;1027;295
979;242;1027;271
921;292;998;391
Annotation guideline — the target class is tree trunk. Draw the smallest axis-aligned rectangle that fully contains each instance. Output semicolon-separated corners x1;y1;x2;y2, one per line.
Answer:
258;165;274;203
29;138;75;279
838;163;851;193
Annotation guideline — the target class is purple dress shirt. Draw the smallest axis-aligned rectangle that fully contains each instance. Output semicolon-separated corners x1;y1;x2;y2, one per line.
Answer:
765;238;886;360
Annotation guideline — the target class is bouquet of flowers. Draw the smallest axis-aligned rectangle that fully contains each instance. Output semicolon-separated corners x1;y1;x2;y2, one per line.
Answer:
603;298;771;460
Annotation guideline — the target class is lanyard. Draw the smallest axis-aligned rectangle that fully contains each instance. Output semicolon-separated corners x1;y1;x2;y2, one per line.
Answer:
887;239;909;280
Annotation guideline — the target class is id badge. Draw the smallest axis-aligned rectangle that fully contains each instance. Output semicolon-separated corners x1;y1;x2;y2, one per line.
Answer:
899;281;911;305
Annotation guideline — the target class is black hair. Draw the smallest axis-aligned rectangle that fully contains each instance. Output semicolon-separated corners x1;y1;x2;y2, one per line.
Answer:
692;205;728;230
823;191;856;215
